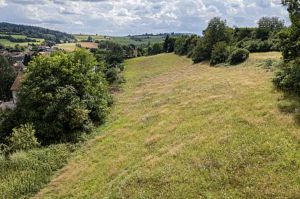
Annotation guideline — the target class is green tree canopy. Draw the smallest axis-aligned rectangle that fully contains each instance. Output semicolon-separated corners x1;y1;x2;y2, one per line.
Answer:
15;49;110;144
0;55;16;101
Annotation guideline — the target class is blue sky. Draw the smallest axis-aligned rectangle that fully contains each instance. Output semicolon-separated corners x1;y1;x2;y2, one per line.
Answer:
0;0;290;36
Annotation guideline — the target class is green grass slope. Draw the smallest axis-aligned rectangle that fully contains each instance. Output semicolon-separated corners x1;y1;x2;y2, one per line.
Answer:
0;34;44;47
34;52;299;199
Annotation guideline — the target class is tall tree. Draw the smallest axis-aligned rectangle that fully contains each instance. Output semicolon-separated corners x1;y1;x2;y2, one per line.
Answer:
14;50;110;144
273;0;300;93
257;17;285;40
0;55;16;101
202;17;230;57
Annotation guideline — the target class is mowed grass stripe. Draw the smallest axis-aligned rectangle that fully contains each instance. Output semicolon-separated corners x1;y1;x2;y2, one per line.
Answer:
34;52;300;199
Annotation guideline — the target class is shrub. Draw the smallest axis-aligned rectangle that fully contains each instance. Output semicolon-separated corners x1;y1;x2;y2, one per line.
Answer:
105;67;120;84
9;124;40;152
273;59;300;94
210;42;229;66
192;40;210;63
227;48;250;65
14;49;110;144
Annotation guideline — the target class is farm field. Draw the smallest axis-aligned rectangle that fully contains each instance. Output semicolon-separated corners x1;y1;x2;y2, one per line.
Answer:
34;52;300;198
74;34;105;41
56;42;98;51
78;42;98;49
110;35;166;46
0;34;44;47
74;34;167;46
55;43;77;52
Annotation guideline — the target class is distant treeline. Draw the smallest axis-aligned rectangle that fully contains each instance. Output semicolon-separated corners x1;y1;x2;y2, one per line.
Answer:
0;35;36;43
0;22;74;43
146;16;286;66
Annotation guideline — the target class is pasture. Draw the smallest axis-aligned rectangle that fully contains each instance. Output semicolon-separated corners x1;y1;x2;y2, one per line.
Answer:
0;34;44;47
34;52;300;199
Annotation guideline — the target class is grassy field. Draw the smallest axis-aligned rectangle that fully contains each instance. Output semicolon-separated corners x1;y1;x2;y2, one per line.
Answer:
34;52;299;198
55;43;78;52
74;34;105;42
110;35;166;46
55;42;98;51
0;34;44;47
0;144;74;199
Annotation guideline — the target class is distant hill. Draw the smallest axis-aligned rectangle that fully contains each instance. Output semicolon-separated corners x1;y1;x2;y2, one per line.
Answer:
0;22;74;42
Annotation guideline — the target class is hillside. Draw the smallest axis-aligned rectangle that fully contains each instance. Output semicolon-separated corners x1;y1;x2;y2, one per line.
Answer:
34;52;299;198
0;22;74;46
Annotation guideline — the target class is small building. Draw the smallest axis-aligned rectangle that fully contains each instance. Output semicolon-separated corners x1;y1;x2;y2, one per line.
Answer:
10;72;23;104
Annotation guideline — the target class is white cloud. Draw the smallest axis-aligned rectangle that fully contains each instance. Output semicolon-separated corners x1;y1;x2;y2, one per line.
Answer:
0;0;290;35
0;0;6;7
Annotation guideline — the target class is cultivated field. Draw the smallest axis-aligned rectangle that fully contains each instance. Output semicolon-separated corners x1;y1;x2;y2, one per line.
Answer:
55;43;77;52
110;35;166;46
74;34;105;41
0;34;44;47
35;52;299;198
78;42;98;49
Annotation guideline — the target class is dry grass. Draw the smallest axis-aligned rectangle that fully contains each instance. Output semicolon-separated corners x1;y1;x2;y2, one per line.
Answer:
78;42;98;49
55;43;77;52
34;52;300;199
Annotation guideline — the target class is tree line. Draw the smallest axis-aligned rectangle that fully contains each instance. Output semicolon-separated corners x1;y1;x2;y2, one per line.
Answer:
0;22;74;43
160;16;285;66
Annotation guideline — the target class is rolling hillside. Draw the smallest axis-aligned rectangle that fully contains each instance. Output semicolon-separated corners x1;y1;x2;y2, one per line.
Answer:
34;53;299;198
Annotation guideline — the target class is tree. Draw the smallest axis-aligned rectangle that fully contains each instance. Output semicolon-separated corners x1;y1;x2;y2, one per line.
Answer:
149;43;163;55
257;17;285;40
174;36;189;55
0;55;16;101
105;42;124;64
163;35;175;53
202;17;230;58
273;0;300;93
282;0;300;27
87;35;93;42
210;42;229;66
14;49;110;144
192;39;210;63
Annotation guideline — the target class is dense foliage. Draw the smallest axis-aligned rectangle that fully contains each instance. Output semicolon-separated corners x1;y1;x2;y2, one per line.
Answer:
1;50;110;144
228;48;250;65
162;16;285;66
273;0;300;93
0;55;16;101
210;42;229;66
0;35;37;43
0;22;74;43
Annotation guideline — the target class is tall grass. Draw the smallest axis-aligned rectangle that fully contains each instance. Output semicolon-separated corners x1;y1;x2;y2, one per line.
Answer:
0;144;74;199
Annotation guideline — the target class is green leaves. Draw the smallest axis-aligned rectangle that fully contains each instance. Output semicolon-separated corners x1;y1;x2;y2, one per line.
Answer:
15;49;110;144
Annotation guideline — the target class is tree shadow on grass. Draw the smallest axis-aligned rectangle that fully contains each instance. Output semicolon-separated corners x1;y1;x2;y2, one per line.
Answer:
277;93;300;125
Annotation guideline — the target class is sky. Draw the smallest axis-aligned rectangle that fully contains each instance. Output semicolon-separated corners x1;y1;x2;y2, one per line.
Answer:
0;0;290;36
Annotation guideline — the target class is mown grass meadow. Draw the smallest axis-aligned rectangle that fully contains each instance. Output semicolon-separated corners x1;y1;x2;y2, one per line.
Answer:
33;52;299;199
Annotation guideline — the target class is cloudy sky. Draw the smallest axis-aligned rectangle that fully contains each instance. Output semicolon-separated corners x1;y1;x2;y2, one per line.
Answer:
0;0;290;36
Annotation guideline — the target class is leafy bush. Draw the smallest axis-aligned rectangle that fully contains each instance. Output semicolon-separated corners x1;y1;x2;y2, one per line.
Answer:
9;124;40;153
273;59;300;94
227;48;249;65
192;40;210;63
0;55;16;101
238;39;278;52
148;43;163;55
0;144;73;199
105;67;121;84
12;49;110;144
210;42;229;66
